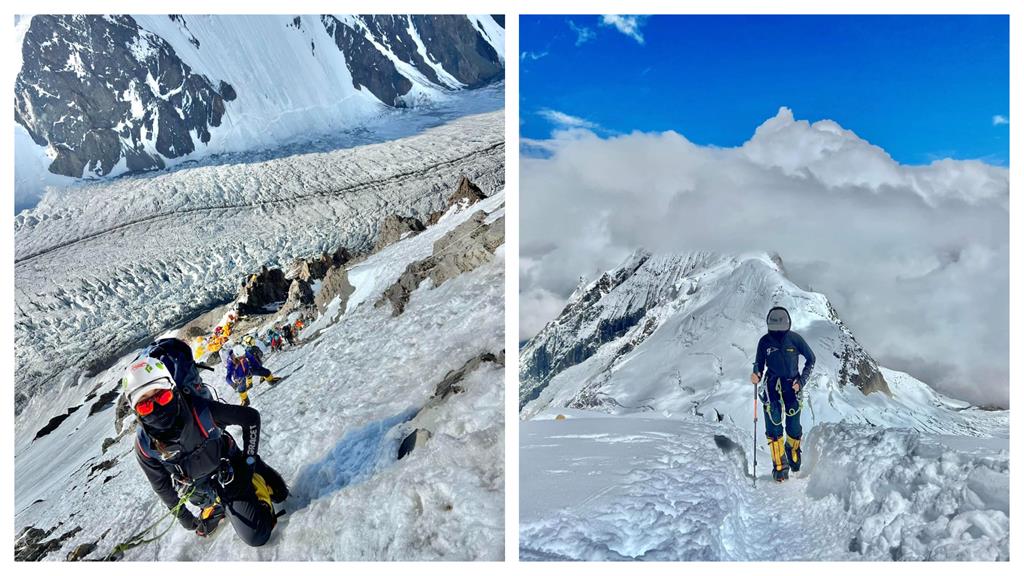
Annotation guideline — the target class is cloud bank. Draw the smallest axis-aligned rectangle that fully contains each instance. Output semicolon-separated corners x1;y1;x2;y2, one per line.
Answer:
520;107;1009;407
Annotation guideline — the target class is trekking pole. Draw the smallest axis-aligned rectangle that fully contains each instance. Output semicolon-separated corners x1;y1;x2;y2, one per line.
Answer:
753;378;759;489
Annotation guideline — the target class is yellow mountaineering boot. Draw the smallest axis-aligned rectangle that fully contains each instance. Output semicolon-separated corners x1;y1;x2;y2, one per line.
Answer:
786;438;801;472
768;437;788;482
196;499;224;537
239;390;250;407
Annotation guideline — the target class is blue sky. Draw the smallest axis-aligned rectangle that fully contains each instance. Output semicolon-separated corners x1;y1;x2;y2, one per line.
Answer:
520;15;1009;165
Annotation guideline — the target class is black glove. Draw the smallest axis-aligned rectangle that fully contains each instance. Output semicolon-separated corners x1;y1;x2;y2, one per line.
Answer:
194;515;220;537
176;509;198;531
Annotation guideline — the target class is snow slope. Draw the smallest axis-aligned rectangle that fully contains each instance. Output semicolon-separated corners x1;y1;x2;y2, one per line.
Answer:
15;191;505;561
518;250;1008;561
14;110;503;414
520;409;1008;561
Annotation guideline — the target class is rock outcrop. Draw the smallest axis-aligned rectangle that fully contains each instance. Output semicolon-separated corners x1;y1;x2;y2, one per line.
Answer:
236;267;290;315
378;210;504;315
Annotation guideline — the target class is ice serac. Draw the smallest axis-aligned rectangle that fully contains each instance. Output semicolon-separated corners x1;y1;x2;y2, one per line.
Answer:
15;14;505;180
520;250;992;436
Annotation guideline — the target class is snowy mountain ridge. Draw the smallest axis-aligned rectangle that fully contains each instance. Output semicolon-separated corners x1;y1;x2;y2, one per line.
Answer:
520;250;1003;438
14;14;504;207
518;249;1007;561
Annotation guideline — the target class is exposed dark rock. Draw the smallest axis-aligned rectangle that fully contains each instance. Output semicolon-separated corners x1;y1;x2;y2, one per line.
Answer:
374;214;427;252
433;352;503;401
320;15;503;107
33;404;82;441
279;278;315;316
378;210;503;315
427;176;489;224
15;525;82;561
101;437;117;453
15;15;234;178
321;16;413;107
449;175;488;205
397;351;503;460
397;429;431;460
237;267;290;315
408;16;503;88
315;264;355;313
289;246;353;282
88;388;120;417
88;458;117;479
66;542;97;561
838;344;891;396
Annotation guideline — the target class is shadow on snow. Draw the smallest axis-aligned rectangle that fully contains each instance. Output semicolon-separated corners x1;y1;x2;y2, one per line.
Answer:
284;407;420;513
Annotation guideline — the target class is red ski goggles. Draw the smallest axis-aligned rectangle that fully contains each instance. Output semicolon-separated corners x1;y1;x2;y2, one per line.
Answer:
135;388;175;416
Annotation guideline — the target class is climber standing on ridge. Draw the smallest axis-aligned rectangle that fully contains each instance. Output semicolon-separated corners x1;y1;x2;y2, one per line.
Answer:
123;358;289;547
751;306;815;482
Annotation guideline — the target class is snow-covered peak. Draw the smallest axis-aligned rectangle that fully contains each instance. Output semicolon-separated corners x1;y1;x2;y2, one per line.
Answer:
520;250;1002;438
14;15;504;208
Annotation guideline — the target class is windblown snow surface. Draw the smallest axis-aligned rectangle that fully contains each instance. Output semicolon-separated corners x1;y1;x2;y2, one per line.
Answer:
519;252;1008;561
15;192;505;561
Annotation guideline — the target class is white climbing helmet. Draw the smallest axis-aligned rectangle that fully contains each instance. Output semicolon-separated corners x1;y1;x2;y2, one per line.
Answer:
123;357;175;408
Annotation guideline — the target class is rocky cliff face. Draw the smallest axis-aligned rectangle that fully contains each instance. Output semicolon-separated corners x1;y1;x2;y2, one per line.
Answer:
15;14;504;179
15;15;235;178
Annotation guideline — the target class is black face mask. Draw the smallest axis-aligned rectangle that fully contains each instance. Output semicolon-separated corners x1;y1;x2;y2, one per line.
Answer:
140;393;184;438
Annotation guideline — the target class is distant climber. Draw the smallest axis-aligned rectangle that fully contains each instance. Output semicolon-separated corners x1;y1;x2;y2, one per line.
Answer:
226;346;279;406
264;328;283;352
280;323;295;346
123;357;288;547
751;306;815;482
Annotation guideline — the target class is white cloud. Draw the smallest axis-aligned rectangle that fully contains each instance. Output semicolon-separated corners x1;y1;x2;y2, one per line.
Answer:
521;50;549;61
992;114;1008;126
538;108;599;130
600;15;646;44
568;20;595;46
520;107;1009;407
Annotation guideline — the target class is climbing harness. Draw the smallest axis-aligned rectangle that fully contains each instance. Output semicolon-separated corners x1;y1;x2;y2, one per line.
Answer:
761;377;803;427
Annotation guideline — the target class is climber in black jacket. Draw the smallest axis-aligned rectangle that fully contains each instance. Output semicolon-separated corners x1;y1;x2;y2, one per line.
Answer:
124;357;289;546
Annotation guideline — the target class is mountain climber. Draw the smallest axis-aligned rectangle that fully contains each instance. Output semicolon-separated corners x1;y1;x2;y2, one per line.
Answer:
124;357;288;547
751;306;815;482
280;323;295;346
241;334;264;363
264;328;283;352
225;347;279;406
